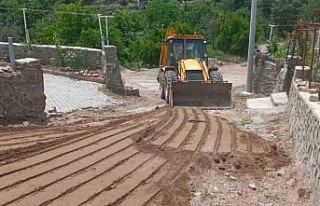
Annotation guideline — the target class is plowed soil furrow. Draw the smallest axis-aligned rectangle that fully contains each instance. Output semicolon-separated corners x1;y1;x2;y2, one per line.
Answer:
213;117;223;152
196;110;211;152
152;109;185;146
81;157;166;206
3;146;138;206
217;120;233;153
0;124;149;189
230;122;237;153
247;133;253;153
0;122;147;177
236;132;249;153
0;107;287;206
182;109;208;151
0;130;86;147
144;109;176;142
45;154;154;206
0;129;63;139
117;167;167;206
166;109;194;148
200;115;218;153
0;121;138;165
252;140;265;154
0;139;135;205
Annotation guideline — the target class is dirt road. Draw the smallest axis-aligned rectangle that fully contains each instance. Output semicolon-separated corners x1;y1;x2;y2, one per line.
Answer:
0;106;289;206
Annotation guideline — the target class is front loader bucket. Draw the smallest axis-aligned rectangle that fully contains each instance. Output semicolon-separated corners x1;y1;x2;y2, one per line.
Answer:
170;81;232;108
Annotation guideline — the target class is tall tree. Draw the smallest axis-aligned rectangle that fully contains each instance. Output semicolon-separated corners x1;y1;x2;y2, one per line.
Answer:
215;8;251;57
144;0;182;28
271;0;303;33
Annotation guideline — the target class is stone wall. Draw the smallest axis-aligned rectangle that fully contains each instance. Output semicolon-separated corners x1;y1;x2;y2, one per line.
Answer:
0;42;102;69
288;82;320;205
0;58;46;122
253;53;286;95
103;45;139;96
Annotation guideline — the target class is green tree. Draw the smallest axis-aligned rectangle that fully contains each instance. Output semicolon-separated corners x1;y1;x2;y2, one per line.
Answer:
129;27;166;68
259;0;274;19
215;9;251;57
33;2;99;47
144;0;182;28
301;0;320;21
271;0;303;33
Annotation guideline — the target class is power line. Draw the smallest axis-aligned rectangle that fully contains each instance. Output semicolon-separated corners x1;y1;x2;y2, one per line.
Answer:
0;7;99;16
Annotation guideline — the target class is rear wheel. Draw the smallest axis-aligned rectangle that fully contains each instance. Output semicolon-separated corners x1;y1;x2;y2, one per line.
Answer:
164;70;177;104
160;84;165;99
159;72;165;100
210;71;223;82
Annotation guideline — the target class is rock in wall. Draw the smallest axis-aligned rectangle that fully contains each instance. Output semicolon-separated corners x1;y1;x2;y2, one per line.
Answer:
0;58;46;121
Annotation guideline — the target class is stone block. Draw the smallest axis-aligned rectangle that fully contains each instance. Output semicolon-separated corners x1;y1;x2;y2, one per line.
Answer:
270;92;288;106
246;97;274;109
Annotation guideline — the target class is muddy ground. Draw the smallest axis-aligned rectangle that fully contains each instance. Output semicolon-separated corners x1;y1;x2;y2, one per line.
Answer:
0;63;314;206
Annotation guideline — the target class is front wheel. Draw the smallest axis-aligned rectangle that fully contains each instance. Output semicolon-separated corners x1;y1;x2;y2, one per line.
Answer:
159;72;165;100
164;70;177;103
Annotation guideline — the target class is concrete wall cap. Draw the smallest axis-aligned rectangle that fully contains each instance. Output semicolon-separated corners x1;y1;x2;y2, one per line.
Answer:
15;58;39;64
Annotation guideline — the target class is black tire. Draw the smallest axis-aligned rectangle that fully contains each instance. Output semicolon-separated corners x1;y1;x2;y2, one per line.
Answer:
210;71;223;82
159;72;165;100
160;82;165;100
164;70;177;103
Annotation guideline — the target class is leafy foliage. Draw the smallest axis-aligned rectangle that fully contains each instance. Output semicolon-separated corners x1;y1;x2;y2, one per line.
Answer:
215;9;251;57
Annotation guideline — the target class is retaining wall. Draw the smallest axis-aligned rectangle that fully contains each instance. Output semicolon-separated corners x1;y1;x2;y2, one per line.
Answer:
253;53;286;95
289;82;320;205
0;42;103;69
0;58;46;121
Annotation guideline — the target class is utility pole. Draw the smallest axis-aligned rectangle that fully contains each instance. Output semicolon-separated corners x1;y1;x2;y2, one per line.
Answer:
246;0;257;92
97;14;114;53
22;8;30;44
97;14;105;55
8;37;16;70
269;24;276;42
102;15;114;45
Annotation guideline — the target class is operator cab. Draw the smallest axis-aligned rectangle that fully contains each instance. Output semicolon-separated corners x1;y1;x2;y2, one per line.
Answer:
167;39;208;67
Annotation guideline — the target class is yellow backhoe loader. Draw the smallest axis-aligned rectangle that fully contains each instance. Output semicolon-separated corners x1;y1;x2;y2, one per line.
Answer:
157;28;232;107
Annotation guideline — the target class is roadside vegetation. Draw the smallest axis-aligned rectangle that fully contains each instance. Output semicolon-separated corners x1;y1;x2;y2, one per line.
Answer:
0;0;319;67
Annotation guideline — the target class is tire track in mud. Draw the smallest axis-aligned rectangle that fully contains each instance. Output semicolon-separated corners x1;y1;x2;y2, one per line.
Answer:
0;107;289;206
